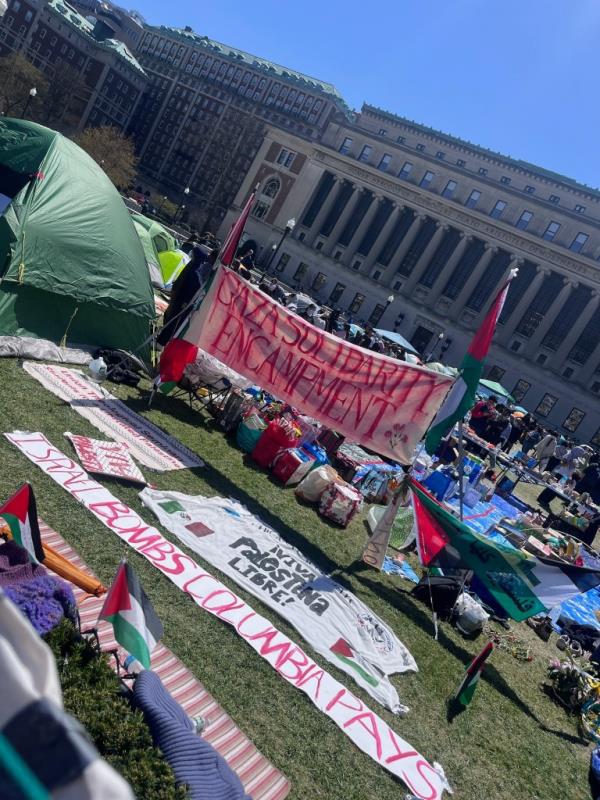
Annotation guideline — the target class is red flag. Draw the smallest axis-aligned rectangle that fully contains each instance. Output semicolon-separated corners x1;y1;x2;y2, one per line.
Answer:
219;187;258;266
467;276;512;361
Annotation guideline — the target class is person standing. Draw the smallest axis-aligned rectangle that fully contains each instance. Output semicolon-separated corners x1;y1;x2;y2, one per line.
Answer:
470;396;497;438
499;416;513;452
533;431;558;472
157;247;217;346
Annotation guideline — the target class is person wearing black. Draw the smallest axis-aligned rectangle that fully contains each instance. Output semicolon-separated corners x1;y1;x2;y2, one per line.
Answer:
181;232;199;255
239;249;255;270
157;247;217;346
576;457;600;505
326;308;341;334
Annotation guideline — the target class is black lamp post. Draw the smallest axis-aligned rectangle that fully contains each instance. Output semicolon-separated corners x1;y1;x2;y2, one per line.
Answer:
175;186;190;219
21;87;37;119
426;332;445;362
266;217;296;273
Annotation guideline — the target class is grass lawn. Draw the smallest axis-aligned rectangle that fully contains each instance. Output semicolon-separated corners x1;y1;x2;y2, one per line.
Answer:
0;357;591;800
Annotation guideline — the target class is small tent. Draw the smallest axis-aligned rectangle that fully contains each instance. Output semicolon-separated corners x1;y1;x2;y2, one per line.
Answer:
131;212;188;288
0;118;155;357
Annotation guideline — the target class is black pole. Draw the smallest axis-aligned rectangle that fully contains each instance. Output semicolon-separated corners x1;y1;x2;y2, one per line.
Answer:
266;225;291;273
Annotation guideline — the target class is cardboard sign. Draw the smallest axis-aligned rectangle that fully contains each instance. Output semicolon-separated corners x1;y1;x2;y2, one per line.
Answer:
183;269;452;464
6;431;447;800
66;433;145;484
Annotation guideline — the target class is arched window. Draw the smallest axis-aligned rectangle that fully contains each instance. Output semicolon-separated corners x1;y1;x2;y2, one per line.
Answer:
263;178;280;199
252;178;281;220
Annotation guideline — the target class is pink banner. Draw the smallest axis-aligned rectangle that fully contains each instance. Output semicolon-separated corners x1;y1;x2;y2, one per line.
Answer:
185;269;452;464
6;432;449;800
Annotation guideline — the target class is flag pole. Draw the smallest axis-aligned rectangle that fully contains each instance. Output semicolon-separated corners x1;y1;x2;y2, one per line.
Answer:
458;420;465;521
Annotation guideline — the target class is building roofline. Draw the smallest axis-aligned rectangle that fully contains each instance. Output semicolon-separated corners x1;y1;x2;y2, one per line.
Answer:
47;0;146;75
361;103;600;201
143;24;350;111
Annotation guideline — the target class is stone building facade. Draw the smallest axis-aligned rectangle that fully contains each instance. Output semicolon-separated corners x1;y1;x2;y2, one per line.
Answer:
128;25;349;228
223;107;600;443
0;0;146;130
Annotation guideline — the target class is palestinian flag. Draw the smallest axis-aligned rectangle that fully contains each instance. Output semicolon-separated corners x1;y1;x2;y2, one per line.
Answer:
0;483;44;563
157;187;258;394
425;273;515;455
99;561;163;669
410;479;600;621
455;641;494;707
330;638;379;687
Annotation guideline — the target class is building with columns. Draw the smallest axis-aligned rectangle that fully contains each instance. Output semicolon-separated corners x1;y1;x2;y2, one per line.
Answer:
223;106;600;444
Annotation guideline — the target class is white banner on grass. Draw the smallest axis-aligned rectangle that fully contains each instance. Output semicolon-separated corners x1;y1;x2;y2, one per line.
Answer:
6;431;448;800
23;362;203;471
140;489;416;714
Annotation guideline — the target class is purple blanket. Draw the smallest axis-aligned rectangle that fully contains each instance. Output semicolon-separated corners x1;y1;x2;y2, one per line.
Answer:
0;541;76;634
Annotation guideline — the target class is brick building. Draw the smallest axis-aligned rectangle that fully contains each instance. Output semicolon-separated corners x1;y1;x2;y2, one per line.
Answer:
128;25;349;229
0;0;146;130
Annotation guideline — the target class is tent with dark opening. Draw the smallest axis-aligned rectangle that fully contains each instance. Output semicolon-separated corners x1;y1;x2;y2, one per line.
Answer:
0;118;155;357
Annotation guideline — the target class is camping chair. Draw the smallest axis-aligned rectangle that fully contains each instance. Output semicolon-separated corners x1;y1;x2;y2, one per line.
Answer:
171;369;232;419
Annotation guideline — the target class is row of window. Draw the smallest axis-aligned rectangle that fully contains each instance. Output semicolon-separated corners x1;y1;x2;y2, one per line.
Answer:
340;144;592;253
365;131;589;214
282;259;383;320
487;367;593;434
142;34;325;124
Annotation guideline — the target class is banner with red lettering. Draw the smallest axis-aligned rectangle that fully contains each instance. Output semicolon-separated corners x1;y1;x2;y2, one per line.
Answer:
65;433;146;484
183;268;452;464
6;431;449;800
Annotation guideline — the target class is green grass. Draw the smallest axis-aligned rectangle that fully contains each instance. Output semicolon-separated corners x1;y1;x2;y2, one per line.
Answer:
0;358;591;800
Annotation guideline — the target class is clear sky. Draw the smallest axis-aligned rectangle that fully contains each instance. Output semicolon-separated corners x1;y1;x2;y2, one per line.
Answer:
135;0;600;188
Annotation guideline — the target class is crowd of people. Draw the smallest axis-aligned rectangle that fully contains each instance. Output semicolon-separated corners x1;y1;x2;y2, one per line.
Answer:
463;395;599;503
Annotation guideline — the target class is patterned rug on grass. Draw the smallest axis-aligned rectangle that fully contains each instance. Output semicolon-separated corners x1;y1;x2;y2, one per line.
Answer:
39;520;290;800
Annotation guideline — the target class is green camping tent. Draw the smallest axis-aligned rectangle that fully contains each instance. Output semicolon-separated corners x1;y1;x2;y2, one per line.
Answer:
131;212;187;288
0;118;155;357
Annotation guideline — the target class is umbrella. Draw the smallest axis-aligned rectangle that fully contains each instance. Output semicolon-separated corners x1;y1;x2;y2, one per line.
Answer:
375;329;419;355
478;379;515;403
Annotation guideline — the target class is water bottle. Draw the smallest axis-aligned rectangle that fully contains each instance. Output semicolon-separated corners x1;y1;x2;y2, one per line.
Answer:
123;654;143;674
88;355;107;382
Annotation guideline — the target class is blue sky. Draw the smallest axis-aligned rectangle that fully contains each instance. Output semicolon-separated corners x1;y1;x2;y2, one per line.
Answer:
135;0;600;188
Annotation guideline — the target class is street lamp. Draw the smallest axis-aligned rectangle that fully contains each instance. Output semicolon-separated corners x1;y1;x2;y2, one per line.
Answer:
176;187;191;219
157;195;167;214
426;332;445;363
266;217;296;272
22;87;37;119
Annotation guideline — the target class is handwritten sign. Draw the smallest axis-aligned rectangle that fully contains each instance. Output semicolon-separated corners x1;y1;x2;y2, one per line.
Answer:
141;489;416;714
65;433;146;484
6;432;448;800
183;269;451;464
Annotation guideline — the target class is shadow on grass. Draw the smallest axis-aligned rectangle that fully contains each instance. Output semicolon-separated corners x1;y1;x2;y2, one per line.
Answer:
121;387;589;747
342;561;589;746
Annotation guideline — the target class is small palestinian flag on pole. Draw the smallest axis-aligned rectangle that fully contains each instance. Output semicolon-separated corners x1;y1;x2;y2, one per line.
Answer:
99;561;163;669
0;483;44;563
454;641;494;708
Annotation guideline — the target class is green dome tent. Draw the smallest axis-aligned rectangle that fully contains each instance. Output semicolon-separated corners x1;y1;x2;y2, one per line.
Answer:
131;212;188;288
0;118;155;358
